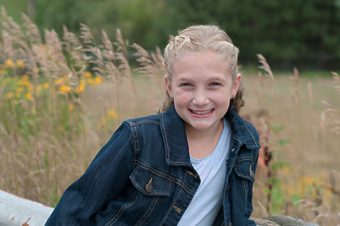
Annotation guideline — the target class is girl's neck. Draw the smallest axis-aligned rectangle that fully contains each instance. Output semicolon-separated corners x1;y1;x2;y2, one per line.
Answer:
185;119;224;159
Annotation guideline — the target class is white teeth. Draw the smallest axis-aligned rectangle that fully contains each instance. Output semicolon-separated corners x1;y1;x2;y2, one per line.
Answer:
191;110;212;115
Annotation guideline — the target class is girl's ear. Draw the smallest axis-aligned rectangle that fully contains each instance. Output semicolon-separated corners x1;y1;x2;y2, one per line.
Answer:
231;73;242;97
164;75;173;97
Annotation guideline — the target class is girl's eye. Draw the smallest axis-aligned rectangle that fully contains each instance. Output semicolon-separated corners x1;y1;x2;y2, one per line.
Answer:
179;82;192;87
209;82;222;87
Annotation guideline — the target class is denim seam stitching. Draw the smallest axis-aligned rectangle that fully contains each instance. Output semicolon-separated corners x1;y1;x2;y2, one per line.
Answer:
243;120;258;146
160;117;170;164
127;119;160;126
136;161;196;195
130;125;140;156
135;196;160;226
105;193;138;226
242;179;248;213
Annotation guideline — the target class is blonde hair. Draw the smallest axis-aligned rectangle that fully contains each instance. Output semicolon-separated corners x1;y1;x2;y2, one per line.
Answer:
162;24;244;112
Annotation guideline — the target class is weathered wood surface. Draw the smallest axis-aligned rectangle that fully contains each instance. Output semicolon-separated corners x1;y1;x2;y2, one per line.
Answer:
254;216;319;226
0;190;53;226
0;190;319;226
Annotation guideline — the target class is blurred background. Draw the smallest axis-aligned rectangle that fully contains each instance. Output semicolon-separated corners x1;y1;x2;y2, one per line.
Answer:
0;0;339;225
1;0;340;70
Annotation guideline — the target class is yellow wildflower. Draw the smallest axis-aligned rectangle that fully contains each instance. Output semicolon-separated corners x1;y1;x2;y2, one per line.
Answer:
25;92;33;101
107;109;118;120
18;75;31;87
54;78;65;86
42;83;49;89
59;85;72;94
75;81;85;94
16;59;25;69
5;92;14;100
4;59;15;68
16;87;24;94
83;71;92;78
87;78;94;85
301;176;318;186
94;76;103;85
22;74;30;80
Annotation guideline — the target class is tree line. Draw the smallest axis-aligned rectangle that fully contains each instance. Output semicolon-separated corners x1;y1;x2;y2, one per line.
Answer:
10;0;340;69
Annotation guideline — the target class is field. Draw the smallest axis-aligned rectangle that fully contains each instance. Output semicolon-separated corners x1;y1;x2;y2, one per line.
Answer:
0;8;339;225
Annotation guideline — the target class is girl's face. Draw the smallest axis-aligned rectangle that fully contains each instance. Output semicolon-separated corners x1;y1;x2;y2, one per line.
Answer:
165;50;241;135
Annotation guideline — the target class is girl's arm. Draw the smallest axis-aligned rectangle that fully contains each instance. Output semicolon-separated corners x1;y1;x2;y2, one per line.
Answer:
45;121;135;225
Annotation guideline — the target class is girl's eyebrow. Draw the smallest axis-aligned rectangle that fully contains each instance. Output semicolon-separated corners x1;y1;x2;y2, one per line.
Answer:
208;77;225;82
176;76;225;84
177;78;193;83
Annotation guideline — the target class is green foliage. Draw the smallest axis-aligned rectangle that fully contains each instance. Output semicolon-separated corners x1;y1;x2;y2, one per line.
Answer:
2;0;340;69
0;0;26;21
34;0;171;49
167;0;340;69
271;183;285;214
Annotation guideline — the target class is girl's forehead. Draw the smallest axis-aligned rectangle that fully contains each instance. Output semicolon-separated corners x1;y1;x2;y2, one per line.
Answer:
173;51;231;74
174;50;226;62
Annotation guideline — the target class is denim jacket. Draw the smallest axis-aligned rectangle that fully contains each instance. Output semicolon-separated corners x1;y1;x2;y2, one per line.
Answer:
45;106;260;226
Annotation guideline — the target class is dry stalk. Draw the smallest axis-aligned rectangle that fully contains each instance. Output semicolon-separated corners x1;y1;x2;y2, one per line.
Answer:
1;30;16;59
101;30;120;81
79;23;95;46
132;43;166;88
114;29;138;116
44;30;70;77
257;54;274;80
21;13;42;45
260;117;274;213
0;7;29;54
114;29;131;77
331;72;340;94
290;67;300;106
62;26;85;71
308;81;313;105
320;72;340;135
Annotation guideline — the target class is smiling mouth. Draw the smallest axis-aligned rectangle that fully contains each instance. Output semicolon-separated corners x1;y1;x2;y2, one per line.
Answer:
189;109;214;116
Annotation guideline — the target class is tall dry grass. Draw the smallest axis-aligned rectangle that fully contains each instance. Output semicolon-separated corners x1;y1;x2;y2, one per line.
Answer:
0;8;339;225
246;55;340;225
0;7;164;205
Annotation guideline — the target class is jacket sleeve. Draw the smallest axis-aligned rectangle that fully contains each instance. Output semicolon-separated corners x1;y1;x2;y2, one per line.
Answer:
246;122;260;226
45;121;135;225
246;147;259;226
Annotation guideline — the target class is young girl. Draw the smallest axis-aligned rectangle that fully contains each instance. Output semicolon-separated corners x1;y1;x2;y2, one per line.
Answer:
46;25;260;226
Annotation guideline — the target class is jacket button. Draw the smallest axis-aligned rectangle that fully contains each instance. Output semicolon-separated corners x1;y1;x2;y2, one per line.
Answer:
145;177;153;193
173;205;182;213
186;170;196;177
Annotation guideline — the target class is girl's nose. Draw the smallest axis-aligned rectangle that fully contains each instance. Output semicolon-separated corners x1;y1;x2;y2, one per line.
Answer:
192;91;209;105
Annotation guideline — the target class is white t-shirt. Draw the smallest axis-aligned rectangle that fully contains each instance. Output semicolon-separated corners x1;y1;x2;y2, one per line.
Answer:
177;119;231;226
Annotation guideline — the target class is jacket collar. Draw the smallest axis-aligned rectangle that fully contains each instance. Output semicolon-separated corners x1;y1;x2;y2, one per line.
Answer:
160;106;259;166
160;106;191;166
226;107;260;149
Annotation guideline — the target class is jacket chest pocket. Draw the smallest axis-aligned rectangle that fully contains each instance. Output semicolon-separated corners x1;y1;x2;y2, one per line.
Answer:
234;158;255;182
129;165;173;197
231;152;256;207
127;165;174;225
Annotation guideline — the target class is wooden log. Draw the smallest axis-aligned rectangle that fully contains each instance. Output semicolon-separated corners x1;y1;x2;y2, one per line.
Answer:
0;190;53;226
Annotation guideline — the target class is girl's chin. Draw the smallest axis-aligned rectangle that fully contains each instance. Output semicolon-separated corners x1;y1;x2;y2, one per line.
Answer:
185;121;215;131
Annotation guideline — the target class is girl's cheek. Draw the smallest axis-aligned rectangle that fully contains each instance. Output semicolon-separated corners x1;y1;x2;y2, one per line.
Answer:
174;92;191;103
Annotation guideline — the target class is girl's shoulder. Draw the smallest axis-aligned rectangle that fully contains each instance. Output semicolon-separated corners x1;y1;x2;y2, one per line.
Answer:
125;112;161;127
227;110;260;149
